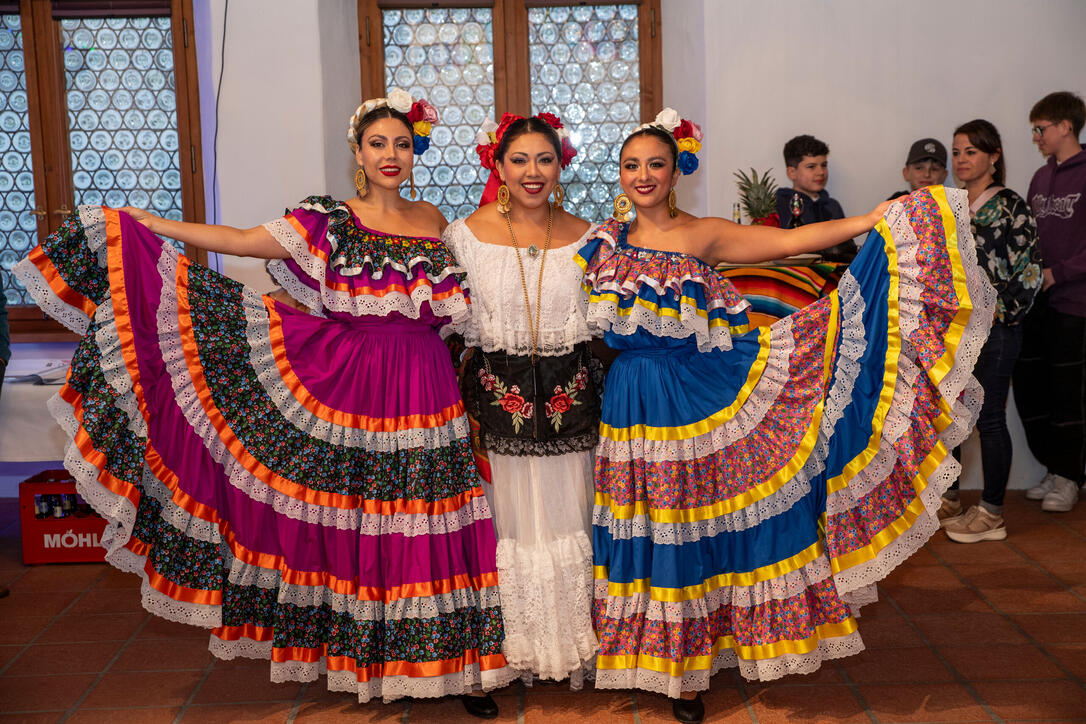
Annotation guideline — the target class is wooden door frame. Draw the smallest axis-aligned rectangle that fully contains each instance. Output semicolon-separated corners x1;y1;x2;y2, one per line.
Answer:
9;0;206;341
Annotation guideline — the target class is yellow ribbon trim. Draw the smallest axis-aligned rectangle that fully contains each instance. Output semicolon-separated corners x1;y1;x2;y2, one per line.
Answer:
927;185;973;385
598;300;838;521
825;218;901;495
595;619;858;674
595;540;824;601
600;327;771;442
588;289;750;335
830;488;930;573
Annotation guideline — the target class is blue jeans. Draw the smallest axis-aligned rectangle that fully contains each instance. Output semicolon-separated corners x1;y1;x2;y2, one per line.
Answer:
951;323;1022;508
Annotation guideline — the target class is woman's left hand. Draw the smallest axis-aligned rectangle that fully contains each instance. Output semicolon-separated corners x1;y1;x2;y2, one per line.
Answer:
867;198;902;227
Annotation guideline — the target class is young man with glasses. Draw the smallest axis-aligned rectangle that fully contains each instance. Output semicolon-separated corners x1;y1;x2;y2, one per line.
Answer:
1013;91;1086;513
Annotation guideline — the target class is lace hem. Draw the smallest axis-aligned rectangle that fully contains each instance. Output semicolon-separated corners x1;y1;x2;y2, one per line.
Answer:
12;257;93;335
594;631;865;694
494;533;599;682
210;639;518;703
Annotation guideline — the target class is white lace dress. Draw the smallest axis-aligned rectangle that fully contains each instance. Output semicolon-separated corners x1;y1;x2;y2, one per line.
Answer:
443;218;599;687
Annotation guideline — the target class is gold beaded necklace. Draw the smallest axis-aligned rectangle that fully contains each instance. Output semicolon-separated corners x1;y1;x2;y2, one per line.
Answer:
504;203;553;364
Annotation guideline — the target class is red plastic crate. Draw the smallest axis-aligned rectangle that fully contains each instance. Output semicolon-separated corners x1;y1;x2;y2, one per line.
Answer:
19;470;108;565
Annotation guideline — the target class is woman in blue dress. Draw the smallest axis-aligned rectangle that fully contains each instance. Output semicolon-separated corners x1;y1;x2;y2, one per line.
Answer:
578;110;995;723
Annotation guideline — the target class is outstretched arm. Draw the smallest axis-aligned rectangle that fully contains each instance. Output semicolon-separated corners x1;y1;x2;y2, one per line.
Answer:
120;207;290;259
701;199;898;266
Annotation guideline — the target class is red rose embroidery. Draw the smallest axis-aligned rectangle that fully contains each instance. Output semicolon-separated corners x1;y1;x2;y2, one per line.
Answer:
549;391;573;414
499;393;525;414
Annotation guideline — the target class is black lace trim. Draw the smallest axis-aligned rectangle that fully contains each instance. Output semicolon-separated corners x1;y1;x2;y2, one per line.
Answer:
481;429;598;456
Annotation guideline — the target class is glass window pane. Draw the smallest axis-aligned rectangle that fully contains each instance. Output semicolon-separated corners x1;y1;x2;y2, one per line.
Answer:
528;4;641;223
62;16;183;237
0;13;41;306
382;7;494;219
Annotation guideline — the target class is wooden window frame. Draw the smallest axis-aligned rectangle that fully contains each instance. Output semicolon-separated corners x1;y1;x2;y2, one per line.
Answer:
357;0;661;121
8;0;206;341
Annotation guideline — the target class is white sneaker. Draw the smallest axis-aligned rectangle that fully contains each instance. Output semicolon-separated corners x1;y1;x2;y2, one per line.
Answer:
1026;472;1056;500
1041;475;1080;512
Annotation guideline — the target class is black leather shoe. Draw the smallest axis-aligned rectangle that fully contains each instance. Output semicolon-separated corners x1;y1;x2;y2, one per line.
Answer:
460;693;499;719
672;693;705;724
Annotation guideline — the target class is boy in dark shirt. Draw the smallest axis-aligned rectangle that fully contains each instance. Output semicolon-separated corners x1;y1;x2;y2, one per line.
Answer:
887;138;948;200
1013;91;1086;513
775;134;853;260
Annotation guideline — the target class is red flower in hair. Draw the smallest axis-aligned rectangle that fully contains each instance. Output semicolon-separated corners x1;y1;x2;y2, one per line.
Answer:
675;119;703;142
494;112;521;141
476;112;524;171
560;137;578;167
475;142;496;171
536;112;563;130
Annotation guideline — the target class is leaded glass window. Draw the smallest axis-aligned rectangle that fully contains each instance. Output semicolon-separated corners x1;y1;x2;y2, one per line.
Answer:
62;17;182;220
382;7;494;219
0;13;38;305
529;4;640;223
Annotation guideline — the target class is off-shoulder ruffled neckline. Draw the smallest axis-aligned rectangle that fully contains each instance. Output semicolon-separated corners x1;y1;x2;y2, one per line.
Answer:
318;196;444;243
614;222;716;271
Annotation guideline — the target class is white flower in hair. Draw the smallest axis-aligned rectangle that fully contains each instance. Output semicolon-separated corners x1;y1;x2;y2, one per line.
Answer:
386;88;414;114
654;108;681;132
475;118;499;145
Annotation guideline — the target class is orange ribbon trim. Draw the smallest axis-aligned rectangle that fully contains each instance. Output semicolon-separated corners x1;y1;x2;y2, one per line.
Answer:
265;300;464;430
28;245;98;318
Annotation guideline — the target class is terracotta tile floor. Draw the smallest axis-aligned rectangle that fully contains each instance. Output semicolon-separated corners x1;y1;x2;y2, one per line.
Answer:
1;491;1084;723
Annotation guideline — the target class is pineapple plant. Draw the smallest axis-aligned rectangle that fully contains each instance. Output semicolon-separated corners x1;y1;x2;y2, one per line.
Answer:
733;168;780;226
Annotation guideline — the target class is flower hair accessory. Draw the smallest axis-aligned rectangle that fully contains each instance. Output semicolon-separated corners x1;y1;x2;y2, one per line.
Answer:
346;88;439;155
474;111;578;207
636;107;702;176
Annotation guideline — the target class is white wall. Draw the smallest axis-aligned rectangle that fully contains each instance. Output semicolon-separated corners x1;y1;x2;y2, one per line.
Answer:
665;0;1086;221
194;0;359;290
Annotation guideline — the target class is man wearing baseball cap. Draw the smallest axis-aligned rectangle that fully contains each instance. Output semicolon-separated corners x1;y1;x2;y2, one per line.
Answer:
887;138;949;199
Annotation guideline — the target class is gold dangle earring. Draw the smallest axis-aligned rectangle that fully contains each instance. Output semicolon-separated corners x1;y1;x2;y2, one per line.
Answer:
409;171;417;200
552;183;564;209
613;192;632;222
667;188;678;218
496;184;511;215
354;167;368;198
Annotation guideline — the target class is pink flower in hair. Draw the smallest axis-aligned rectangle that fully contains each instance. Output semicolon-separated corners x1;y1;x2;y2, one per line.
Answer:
676;119;703;142
408;99;438;124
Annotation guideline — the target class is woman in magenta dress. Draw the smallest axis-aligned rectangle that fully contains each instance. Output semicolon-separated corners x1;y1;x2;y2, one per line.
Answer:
14;90;514;714
578;110;995;723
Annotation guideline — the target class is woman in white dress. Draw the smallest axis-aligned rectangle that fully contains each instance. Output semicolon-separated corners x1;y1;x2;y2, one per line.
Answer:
442;113;600;687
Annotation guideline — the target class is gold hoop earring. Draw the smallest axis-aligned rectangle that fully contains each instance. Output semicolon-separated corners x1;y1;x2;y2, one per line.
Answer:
552;183;564;209
667;188;678;218
354;167;368;198
409;171;417;200
613;193;633;222
496;184;511;215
